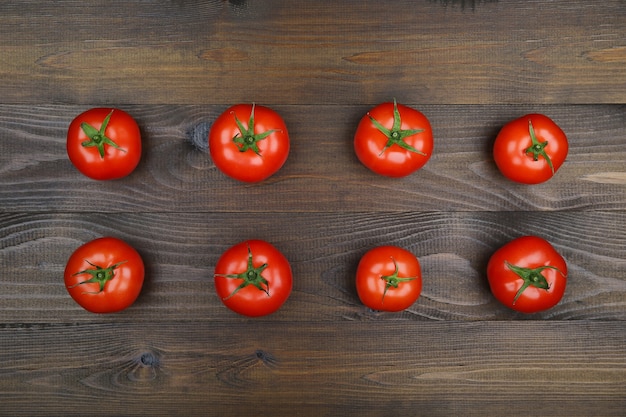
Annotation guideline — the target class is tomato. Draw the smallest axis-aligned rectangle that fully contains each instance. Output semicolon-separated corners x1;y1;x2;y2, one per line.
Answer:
493;113;568;184
67;108;142;180
487;236;567;314
214;239;292;317
356;246;422;312
209;103;290;182
64;237;145;313
354;99;433;177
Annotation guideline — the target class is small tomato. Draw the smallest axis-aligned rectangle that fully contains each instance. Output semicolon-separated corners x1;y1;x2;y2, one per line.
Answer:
487;236;567;313
209;104;290;182
356;245;422;312
214;239;293;317
354;99;433;177
67;108;142;180
64;237;145;313
493;114;568;184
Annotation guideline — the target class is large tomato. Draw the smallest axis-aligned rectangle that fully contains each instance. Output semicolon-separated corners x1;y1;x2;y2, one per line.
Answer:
64;237;145;313
493;113;568;184
356;245;422;312
214;239;293;317
209;103;290;182
487;236;567;313
354;99;433;177
67;108;142;180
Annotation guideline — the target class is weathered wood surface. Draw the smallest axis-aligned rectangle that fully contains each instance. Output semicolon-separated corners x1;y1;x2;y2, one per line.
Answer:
0;1;625;416
0;322;624;417
1;211;625;322
1;104;624;212
0;1;624;105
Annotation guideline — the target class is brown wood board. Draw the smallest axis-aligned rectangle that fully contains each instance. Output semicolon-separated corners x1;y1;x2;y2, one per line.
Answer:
0;1;624;105
1;104;624;212
0;1;624;416
0;322;624;417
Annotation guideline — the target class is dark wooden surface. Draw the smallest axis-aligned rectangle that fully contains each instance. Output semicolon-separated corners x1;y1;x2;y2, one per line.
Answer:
0;1;624;416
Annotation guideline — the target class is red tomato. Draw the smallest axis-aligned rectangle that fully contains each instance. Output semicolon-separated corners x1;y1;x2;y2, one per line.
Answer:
67;108;142;180
209;104;290;182
356;246;422;312
493;113;568;184
354;99;433;177
214;240;292;317
487;236;567;313
64;237;145;313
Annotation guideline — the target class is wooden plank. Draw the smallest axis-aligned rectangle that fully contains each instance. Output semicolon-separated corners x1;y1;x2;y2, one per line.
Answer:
1;104;624;212
0;1;623;105
0;321;624;416
0;2;624;416
1;211;624;322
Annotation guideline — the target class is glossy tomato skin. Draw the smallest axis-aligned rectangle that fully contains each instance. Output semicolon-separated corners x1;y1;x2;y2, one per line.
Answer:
64;237;145;314
214;239;293;317
67;108;142;180
487;236;567;314
354;101;433;177
493;113;568;184
209;104;290;183
356;246;422;312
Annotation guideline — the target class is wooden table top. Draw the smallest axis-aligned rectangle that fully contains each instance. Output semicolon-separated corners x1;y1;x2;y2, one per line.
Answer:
1;1;624;416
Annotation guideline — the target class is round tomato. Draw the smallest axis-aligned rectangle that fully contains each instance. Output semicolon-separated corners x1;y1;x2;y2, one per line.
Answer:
67;108;142;180
354;99;433;177
487;236;567;314
356;246;422;312
64;237;145;313
493;113;568;184
209;103;290;182
214;239;292;317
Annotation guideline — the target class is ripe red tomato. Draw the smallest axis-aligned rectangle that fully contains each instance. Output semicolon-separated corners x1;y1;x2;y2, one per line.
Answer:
214;239;293;317
209;103;290;182
67;108;142;180
356;246;422;312
64;237;145;313
493;113;568;184
487;236;567;313
354;99;433;177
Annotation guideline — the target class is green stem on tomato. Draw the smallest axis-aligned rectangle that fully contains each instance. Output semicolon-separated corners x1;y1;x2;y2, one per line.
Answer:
231;103;279;156
69;259;127;294
369;98;426;156
80;110;126;159
380;257;418;303
524;119;554;174
215;243;270;300
504;261;563;304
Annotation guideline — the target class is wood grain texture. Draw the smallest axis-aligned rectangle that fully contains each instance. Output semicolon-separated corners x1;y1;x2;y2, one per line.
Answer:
1;104;624;212
1;211;624;322
0;1;624;105
1;1;625;416
0;321;624;417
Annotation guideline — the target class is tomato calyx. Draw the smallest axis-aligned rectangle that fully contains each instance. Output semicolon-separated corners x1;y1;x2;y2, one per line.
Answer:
380;256;419;303
68;259;127;294
232;103;279;156
79;110;126;159
524;119;554;174
368;99;426;156
505;261;563;304
215;244;270;300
